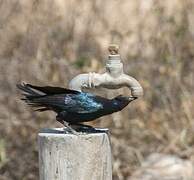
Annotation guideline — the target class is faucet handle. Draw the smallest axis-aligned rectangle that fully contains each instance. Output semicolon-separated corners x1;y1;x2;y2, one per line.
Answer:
108;44;119;55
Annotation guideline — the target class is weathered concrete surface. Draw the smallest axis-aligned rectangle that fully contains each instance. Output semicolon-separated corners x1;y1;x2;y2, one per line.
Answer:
38;128;112;180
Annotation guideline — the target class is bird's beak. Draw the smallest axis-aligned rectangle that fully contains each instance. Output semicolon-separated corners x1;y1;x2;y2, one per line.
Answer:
128;96;138;101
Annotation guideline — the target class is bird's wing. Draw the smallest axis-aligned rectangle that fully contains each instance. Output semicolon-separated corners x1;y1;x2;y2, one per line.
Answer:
26;93;104;114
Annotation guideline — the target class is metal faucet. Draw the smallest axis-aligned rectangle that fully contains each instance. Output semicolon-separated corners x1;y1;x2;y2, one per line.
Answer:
69;45;143;97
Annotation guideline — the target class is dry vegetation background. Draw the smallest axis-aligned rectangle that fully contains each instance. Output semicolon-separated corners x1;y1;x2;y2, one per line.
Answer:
0;0;194;179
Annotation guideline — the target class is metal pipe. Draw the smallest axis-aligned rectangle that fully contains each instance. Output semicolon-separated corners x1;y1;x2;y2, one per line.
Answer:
69;45;143;97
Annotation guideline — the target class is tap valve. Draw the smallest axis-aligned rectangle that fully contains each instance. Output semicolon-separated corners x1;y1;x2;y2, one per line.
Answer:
106;44;123;77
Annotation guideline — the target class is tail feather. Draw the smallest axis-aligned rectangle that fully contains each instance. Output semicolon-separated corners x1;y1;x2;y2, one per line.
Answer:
17;82;69;112
17;83;49;111
35;107;50;112
16;83;45;98
26;84;79;95
23;95;64;112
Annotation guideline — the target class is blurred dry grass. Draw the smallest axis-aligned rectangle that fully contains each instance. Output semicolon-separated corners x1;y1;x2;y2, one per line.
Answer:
0;0;194;179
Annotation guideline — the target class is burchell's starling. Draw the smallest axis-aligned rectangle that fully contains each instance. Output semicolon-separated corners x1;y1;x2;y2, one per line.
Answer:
17;83;137;133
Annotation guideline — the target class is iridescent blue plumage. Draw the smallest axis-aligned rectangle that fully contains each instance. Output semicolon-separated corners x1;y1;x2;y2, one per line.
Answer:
57;93;103;113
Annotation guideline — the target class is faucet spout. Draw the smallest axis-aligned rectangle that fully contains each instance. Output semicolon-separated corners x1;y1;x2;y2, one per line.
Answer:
69;45;143;97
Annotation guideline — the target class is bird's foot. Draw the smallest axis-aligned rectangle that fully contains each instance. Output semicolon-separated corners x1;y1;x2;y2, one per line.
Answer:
69;123;99;133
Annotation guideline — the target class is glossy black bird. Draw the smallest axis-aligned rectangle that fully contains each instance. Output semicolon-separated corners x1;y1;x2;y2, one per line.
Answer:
17;83;137;133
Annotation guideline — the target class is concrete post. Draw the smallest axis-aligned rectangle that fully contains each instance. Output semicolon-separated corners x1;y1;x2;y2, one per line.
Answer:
38;128;112;180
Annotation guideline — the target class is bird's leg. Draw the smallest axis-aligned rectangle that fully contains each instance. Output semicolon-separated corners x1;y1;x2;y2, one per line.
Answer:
56;114;78;135
63;121;79;135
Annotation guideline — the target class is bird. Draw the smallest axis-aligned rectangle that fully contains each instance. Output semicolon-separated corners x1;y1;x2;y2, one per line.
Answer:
17;82;137;134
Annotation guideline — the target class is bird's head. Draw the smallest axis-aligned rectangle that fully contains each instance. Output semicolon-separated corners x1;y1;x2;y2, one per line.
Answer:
112;95;137;111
